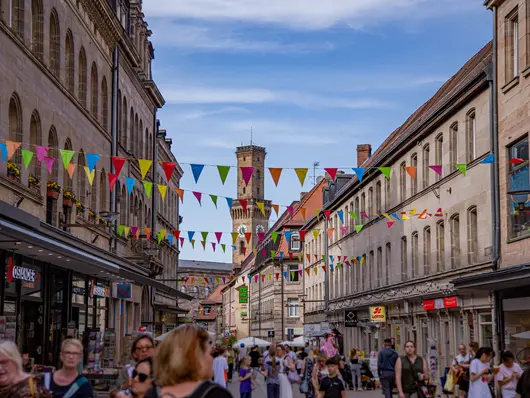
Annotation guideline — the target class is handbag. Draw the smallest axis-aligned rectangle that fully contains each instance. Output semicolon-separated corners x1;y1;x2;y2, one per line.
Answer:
299;359;310;393
443;370;454;392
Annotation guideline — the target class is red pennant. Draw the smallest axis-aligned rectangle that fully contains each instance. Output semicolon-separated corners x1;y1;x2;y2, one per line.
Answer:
324;168;338;181
242;247;247;255
211;242;216;251
112;157;126;176
215;232;222;244
162;162;177;181
324;210;331;220
510;157;524;164
193;191;202;205
179;237;184;247
275;273;279;280
387;221;394;228
257;232;265;243
314;254;318;261
173;230;180;240
299;230;306;242
261;275;265;282
108;173;118;192
244;232;252;244
240;199;248;213
289;253;293;260
322;266;326;272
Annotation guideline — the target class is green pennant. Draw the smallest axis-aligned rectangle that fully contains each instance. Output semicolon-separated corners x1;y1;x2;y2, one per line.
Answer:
455;164;467;176
143;181;153;198
21;149;33;169
348;211;358;221
291;271;296;280
59;149;75;169
271;231;279;244
217;165;230;185
190;239;195;248
322;255;326;262
201;231;209;241
157;230;165;244
210;194;218;208
271;250;276;258
118;225;125;236
378;167;392;180
355;224;364;233
221;244;226;253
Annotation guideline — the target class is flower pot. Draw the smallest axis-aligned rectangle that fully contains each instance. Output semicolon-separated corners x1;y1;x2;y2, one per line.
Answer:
29;184;40;193
47;189;59;200
63;198;73;208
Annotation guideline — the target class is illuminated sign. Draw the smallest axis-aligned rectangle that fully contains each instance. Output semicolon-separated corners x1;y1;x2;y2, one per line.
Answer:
7;257;36;283
239;286;248;303
90;280;109;298
369;306;387;322
423;296;459;311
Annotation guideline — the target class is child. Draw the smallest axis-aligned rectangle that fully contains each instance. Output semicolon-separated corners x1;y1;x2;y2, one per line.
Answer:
319;357;346;398
239;356;253;398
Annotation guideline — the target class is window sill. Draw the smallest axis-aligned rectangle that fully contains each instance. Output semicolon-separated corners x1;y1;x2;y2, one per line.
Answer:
507;234;530;244
502;76;520;94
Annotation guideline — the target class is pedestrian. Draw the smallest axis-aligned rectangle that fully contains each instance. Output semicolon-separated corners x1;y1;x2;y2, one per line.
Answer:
377;339;398;398
468;346;494;398
213;347;229;388
497;350;522;398
304;343;311;355
260;347;281;398
153;324;232;398
312;351;329;394
300;348;317;398
318;357;346;398
395;341;429;398
239;356;253;398
116;334;155;390
249;346;260;377
49;339;93;398
285;346;296;362
264;346;270;361
277;346;294;398
516;368;530;397
227;347;235;383
116;358;154;398
0;340;51;398
349;349;362;391
451;343;471;397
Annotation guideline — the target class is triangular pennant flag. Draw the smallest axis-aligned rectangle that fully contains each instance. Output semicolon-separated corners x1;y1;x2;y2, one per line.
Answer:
312;229;320;240
481;153;494;164
314;267;318;275
271;250;276;258
216;165;230;185
125;177;135;194
215;232;222;244
326;228;334;238
193;191;202;205
240;199;248;213
138;159;153;179
143;181;153;198
256;202;265;216
361;211;369;219
84;166;95;185
271;232;279;244
35;146;49;163
352;168;365;182
340;226;348;235
257;232;265;243
275;273;280;281
226;197;233;211
0;144;6;162
306;268;311;277
44;157;55;174
188;231;195;241
59;149;75;170
161;162;176;181
429;165;442;176
337;210;344;224
324;210;331;220
173;230;181;240
66;163;76;179
297;253;302;262
131;226;139;239
284;231;292;242
231;232;238;245
118;225;125;237
211;242;216;252
324;168;338;181
387;221;394;228
201;241;206;250
295;168;308;186
112;157;126;176
306;254;311;263
144;228;152;240
510;157;524;165
272;204;279;216
190;164;205;183
123;226;131;238
455;164;467;176
158;184;167;201
210;194;218;208
405;166;417;179
261;274;265;282
378;167;391;180
269;168;283;186
349;211;358;221
402;214;411;220
244;232;252;244
175;188;184;203
392;213;401;221
108;173;118;192
85;153;100;172
409;208;417;215
221;244;226;253
382;212;392;220
241;167;254;185
355;224;364;233
321;266;326;273
201;231;208;241
283;272;288;280
435;208;443;217
21;149;33;169
5;141;21;161
418;209;428;219
190;239;196;248
299;230;306;242
157;229;166;244
287;206;294;218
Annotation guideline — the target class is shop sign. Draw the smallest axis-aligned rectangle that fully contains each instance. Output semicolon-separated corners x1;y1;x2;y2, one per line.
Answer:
344;310;358;327
90;280;109;298
304;324;321;334
72;287;85;295
7;258;36;283
423;296;460;311
116;283;132;299
369;306;387;322
239;286;248;303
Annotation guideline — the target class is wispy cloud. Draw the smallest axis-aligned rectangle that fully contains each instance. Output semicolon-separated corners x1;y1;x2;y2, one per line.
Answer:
177;106;250;120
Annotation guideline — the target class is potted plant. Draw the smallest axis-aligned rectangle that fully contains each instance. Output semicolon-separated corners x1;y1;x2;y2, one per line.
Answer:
28;175;40;192
63;190;76;208
76;200;85;216
7;162;21;181
88;209;96;221
47;181;61;199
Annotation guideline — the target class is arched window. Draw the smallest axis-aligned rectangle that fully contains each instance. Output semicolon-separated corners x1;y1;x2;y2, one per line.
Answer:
204;287;210;297
466;109;477;163
450;214;460;269
120;185;127;225
63;138;73;193
90;167;98;214
435;133;443;181
49;9;60;76
122;97;128;149
399;161;406;202
139;120;144;159
65;30;74;93
99;170;106;213
46;128;59;226
148;132;152;160
129;108;134;155
423;226;431;275
138;199;143;228
78;47;87;107
239;240;245;254
467;206;478;264
180;285;187;294
101;77;108;129
31;0;44;59
422;144;430;189
436;220;445;272
410;153;418;195
134;113;139;157
192;286;198;298
8;94;23;171
77;151;86;209
29;110;42;182
11;0;25;38
90;63;98;118
375;181;382;213
450;122;458;172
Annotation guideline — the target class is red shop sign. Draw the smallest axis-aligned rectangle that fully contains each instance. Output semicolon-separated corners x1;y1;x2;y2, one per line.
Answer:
423;300;435;311
444;296;459;308
423;296;459;311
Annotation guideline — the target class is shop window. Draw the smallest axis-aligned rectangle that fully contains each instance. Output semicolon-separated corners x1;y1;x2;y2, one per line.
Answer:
508;136;530;240
479;313;493;348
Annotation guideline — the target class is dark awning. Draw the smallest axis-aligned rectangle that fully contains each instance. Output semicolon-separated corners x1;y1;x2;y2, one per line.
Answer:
118;268;192;300
452;264;530;292
153;303;188;314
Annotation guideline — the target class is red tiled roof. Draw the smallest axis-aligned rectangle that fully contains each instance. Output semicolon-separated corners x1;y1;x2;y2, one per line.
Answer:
201;284;224;304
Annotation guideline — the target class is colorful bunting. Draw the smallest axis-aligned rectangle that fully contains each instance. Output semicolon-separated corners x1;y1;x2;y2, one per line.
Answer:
108;173;118;191
481;153;494;164
244;232;252;244
190;164;205;183
217;165;230;185
125;177;135;194
59;149;75;169
226;197;233;210
256;201;265;216
231;232;238;245
387;221;394;228
324;168;338;181
324;210;331;220
0;144;6;162
455;164;467;176
352;168;365;182
44;157;55;174
312;229;320;240
162;162;176;181
378;167;391;180
355;225;364;233
272;204;279;216
66;163;76;179
143;182;153;198
210;194;218;208
405;166;417;179
112;157;126;176
240;199;248;213
271;231;279;244
241;167;254;185
429;165;442;176
284;231;292;242
295;168;308;186
138;159;152;179
21;149;33;169
269;168;283;186
158;184;167;201
299;230;306;242
85;153;100;173
176;188;184;203
35;146;49;163
215;232;223;244
83;166;95;186
337;210;344;224
5;141;21;161
193;191;202;205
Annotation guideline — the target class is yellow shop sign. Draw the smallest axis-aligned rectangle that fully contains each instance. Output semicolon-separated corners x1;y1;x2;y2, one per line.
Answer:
369;306;387;322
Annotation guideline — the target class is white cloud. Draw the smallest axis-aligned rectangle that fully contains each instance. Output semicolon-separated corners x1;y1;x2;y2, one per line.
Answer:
178;106;250;120
144;0;479;30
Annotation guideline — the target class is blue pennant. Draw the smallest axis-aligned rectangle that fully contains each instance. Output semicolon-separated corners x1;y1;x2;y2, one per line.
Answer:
337;210;344;224
125;177;135;195
190;164;205;183
480;153;494;164
85;153;101;172
188;231;195;241
0;144;7;163
352;168;365;182
284;231;292;242
226;197;233;210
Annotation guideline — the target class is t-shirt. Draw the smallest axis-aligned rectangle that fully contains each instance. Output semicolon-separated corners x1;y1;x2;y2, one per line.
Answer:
50;375;94;398
454;353;471;366
319;375;345;398
239;368;252;393
213;356;228;388
264;357;281;385
249;350;261;368
469;359;491;398
497;363;523;394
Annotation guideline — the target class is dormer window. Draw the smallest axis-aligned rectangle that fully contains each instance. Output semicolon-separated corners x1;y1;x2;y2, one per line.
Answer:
290;233;301;252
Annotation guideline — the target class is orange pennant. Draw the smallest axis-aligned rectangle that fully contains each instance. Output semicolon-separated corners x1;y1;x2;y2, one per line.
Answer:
269;168;283;186
300;207;307;220
6;141;21;161
326;228;335;238
66;163;76;179
405;166;417;179
244;232;252;244
272;204;279;216
175;188;184;203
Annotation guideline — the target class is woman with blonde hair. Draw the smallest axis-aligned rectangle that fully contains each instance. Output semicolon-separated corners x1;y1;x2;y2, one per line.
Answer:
153;324;232;398
311;351;328;394
0;340;50;398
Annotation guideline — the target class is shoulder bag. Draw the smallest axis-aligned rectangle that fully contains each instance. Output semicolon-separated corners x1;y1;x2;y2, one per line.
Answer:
299;358;310;394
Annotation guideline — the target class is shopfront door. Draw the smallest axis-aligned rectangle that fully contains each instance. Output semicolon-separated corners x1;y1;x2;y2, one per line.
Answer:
47;267;69;366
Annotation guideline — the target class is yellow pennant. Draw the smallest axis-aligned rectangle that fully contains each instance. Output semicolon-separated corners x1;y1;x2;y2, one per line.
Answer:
313;267;318;275
158;184;167;201
138;159;153;180
256;201;265;216
84;166;95;186
402;214;411;220
123;226;131;238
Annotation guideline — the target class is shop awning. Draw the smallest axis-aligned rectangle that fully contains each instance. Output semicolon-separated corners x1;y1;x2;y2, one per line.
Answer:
452;264;530;292
118;268;192;300
153;303;188;314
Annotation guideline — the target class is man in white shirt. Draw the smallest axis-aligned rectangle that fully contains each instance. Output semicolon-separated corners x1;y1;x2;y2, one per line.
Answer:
213;347;229;388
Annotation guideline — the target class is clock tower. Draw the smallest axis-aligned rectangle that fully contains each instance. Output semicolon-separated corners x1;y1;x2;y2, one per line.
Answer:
231;145;271;269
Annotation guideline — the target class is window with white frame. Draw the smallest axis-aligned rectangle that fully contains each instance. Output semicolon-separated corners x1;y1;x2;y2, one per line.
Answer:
288;264;300;282
287;298;299;317
290;232;301;252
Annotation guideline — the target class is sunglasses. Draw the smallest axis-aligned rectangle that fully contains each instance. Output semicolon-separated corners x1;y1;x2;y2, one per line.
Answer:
132;370;150;383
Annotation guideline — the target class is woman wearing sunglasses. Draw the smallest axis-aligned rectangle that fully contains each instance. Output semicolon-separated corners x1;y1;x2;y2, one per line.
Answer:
115;358;154;398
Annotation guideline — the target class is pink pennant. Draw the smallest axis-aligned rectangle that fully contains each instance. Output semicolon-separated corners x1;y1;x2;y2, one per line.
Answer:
324;168;338;181
298;269;303;277
254;275;259;283
287;206;294;218
257;232;265;243
35;146;49;163
340;226;348;236
361;211;369;219
193;191;202;205
44;157;55;174
184;276;189;283
211;242;216;251
130;226;138;239
241;167;254;185
215;232;222;244
429;165;442;176
262;249;266;257
179;237;185;247
387;221;394;228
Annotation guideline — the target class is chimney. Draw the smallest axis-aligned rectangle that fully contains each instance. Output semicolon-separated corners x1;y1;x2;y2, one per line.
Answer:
357;144;372;167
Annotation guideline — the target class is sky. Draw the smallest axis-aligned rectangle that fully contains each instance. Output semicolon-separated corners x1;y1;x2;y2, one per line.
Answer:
144;0;492;264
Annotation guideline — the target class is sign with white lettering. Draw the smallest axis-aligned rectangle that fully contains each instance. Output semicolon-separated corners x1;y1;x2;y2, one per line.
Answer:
90;280;108;298
7;257;36;283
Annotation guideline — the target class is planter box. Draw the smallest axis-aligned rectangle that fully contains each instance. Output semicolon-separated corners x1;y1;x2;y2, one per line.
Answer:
8;173;20;182
29;183;40;193
47;189;59;199
63;198;73;208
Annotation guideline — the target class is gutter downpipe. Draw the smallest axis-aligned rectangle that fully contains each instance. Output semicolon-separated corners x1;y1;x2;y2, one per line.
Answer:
324;213;329;317
110;46;120;253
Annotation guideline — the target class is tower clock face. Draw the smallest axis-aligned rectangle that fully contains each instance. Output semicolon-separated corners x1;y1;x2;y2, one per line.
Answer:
256;224;265;234
237;224;248;237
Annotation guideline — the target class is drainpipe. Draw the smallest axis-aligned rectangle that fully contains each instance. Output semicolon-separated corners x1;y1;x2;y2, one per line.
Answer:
324;214;329;311
110;46;119;253
151;118;159;234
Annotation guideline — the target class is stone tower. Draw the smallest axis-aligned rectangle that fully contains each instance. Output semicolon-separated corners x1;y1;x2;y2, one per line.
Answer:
231;145;271;269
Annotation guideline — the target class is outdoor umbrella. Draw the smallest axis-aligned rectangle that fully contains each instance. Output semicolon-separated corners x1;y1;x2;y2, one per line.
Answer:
232;336;271;348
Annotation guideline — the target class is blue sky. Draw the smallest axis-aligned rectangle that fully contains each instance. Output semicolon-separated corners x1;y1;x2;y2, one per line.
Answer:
144;0;492;263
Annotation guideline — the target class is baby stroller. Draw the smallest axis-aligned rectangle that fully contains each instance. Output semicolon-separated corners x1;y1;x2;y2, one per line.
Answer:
340;362;353;390
360;360;376;390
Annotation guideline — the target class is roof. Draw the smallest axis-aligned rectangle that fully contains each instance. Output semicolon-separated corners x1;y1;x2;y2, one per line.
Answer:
201;284;224;305
179;259;233;273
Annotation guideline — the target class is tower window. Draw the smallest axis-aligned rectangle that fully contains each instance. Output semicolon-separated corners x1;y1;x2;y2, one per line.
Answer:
243;187;246;194
257;188;260;195
243;157;246;161
239;240;245;254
